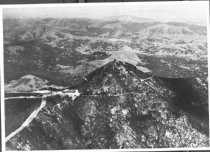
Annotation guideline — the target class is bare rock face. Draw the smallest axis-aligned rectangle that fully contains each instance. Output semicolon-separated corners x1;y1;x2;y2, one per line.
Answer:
6;61;209;150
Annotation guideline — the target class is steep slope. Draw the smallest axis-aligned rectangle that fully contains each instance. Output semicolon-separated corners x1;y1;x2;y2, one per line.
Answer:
74;60;209;148
6;60;208;150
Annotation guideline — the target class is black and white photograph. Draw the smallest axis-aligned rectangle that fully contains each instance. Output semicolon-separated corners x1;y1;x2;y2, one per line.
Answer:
1;1;209;151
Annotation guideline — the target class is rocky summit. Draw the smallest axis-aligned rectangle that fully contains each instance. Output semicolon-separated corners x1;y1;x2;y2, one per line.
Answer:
6;60;209;150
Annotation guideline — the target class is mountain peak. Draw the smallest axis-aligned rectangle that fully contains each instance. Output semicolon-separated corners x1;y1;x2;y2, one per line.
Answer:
5;60;209;149
73;61;209;149
86;60;150;82
78;60;151;96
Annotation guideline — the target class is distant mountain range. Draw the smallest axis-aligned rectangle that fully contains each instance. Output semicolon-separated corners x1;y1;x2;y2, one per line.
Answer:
3;16;207;40
3;15;208;86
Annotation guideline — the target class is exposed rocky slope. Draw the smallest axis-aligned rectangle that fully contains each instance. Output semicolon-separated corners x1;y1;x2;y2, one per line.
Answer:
6;61;209;150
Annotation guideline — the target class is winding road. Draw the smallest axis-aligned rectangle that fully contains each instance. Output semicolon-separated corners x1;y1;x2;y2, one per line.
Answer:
5;89;81;143
5;99;46;143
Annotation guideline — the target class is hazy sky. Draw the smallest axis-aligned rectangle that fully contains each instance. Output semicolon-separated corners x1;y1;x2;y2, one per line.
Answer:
3;2;209;24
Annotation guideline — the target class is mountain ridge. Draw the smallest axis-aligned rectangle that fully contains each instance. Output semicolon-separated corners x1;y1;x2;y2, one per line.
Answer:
5;60;209;150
